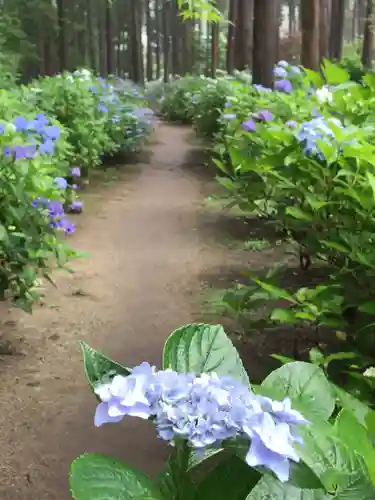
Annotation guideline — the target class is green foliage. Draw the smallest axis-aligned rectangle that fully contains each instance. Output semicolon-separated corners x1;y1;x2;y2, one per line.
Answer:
72;323;375;499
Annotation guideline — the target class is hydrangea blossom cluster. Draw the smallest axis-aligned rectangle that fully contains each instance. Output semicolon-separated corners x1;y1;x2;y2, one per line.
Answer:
32;197;75;234
2;113;61;160
297;116;342;158
273;60;301;94
94;363;308;482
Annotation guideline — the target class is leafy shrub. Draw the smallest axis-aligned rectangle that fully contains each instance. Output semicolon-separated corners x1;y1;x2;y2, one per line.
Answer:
0;102;75;310
211;61;375;388
70;323;375;499
159;76;208;122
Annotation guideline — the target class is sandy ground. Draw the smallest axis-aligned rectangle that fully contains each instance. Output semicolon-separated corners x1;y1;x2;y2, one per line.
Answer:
0;123;249;499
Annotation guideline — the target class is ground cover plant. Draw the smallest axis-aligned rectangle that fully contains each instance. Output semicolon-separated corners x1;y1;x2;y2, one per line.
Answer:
70;323;375;499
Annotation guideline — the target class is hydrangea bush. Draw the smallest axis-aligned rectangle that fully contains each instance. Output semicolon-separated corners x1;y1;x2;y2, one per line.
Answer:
205;61;375;391
0;70;152;310
70;323;375;499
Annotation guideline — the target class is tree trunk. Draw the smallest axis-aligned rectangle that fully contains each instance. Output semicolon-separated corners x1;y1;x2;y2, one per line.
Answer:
211;21;219;78
106;0;114;74
329;0;345;60
301;0;320;70
319;0;330;61
252;0;278;88
362;0;374;68
146;0;153;81
57;0;68;72
288;0;296;35
234;0;253;70
226;0;237;73
162;0;170;82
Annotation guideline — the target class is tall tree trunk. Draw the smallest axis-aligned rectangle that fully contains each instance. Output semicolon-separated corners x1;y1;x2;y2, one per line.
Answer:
234;0;253;70
106;0;114;74
162;0;170;82
301;0;320;70
288;0;296;35
329;0;345;60
86;0;97;71
155;0;161;78
362;0;374;67
226;0;237;73
357;0;366;36
252;0;278;88
146;0;153;81
319;0;330;61
57;0;68;71
211;21;219;77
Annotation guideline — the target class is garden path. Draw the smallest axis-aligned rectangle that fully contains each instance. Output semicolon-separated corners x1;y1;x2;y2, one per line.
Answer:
0;123;239;500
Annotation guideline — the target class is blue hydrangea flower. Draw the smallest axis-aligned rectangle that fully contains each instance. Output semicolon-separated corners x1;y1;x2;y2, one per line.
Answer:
277;60;289;68
93;365;308;482
222;113;237;120
14;116;29;132
253;84;272;93
55;177;68;189
297;116;342;157
44;125;61;141
274;66;288;79
39;140;55;155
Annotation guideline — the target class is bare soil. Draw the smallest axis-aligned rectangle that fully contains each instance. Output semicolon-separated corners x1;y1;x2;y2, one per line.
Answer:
0;123;323;499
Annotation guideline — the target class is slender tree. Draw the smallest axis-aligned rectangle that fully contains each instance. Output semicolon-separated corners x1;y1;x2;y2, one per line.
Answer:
329;0;345;60
301;0;320;70
362;0;374;68
252;0;278;88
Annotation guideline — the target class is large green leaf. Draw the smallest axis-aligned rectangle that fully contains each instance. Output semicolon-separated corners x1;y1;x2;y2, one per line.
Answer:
163;323;250;385
246;475;326;500
322;60;350;85
80;341;130;388
298;422;375;498
195;455;260;500
333;385;371;426
70;453;163;500
335;410;375;484
261;362;335;421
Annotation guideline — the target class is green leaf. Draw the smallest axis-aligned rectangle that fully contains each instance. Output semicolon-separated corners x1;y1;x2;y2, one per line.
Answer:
163;323;250;385
0;223;8;241
195;455;260;500
322;60;350;85
333;386;371;426
261;362;335;421
359;301;375;314
335;410;375;484
70;453;163;500
254;281;296;302
271;308;298;324
298;422;375;498
80;341;130;388
246;474;326;500
285;206;312;221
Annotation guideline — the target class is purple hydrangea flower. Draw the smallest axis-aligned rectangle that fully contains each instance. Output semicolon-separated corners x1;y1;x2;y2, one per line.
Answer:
286;120;297;129
275;80;293;93
256;110;273;122
71;167;81;177
93;365;308;482
277;60;289;68
241;119;256;132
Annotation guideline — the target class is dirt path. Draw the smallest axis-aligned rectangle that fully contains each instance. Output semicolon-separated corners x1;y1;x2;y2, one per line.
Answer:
0;123;242;500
